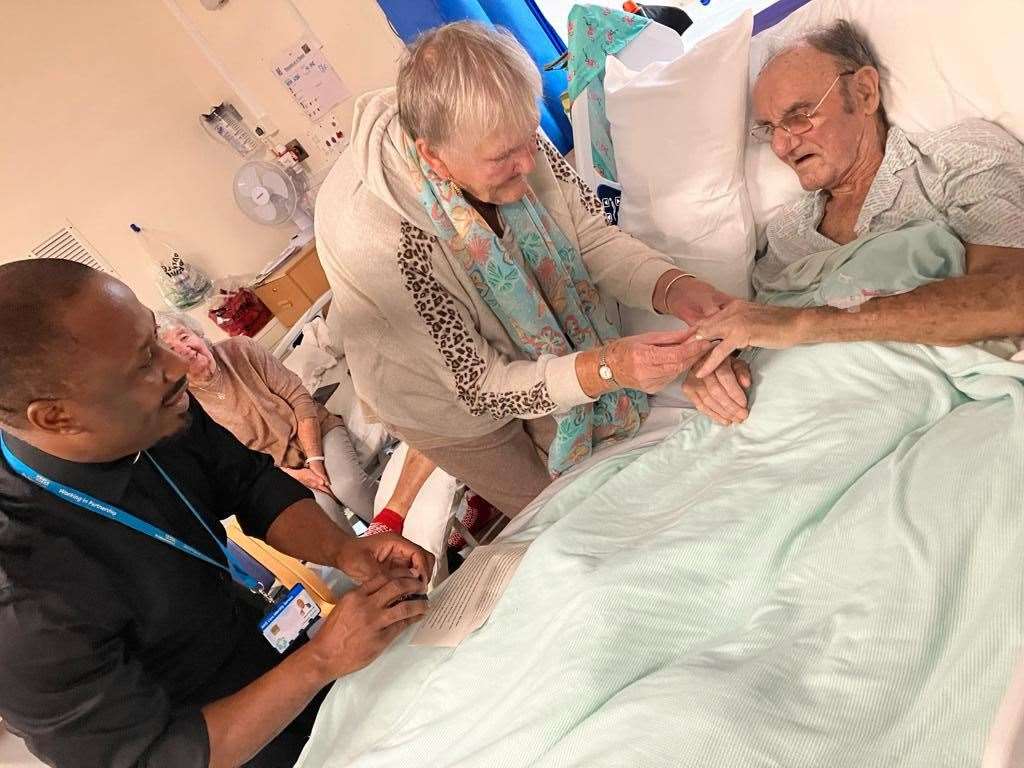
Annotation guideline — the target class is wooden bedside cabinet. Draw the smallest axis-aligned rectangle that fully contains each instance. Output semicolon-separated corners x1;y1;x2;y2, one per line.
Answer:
253;243;330;327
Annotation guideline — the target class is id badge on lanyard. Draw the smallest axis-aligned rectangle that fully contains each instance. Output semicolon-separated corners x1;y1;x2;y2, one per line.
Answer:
260;584;322;653
1;433;319;652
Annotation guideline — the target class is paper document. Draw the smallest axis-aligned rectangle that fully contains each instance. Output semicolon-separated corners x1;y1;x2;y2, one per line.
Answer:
253;234;315;284
272;39;351;122
411;542;530;647
254;245;299;285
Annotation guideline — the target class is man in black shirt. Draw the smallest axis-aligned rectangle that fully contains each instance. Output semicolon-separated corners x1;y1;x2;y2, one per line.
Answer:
0;260;433;767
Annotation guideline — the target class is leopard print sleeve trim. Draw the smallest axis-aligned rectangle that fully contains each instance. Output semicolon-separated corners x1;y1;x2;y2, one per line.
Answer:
537;135;604;217
396;222;559;420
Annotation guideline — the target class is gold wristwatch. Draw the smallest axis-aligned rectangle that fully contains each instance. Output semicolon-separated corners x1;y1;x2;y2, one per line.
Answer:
598;347;617;386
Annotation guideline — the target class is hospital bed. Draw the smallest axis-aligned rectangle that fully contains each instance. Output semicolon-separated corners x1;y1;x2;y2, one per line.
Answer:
294;1;1024;765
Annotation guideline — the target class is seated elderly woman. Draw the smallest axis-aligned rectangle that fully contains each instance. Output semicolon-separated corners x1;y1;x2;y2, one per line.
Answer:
157;314;434;534
683;19;1024;425
315;21;733;516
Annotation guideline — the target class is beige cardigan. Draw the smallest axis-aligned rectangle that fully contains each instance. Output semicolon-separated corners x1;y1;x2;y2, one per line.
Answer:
189;337;343;468
314;88;674;442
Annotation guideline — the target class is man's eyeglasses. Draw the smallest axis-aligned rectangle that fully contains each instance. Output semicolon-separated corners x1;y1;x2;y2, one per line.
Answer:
750;71;856;143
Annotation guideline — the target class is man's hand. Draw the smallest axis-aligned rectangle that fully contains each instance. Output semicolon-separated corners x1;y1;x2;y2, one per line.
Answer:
202;572;428;768
665;276;735;325
600;330;715;394
306;575;428;680
691;301;805;377
282;466;332;496
336;534;434;588
682;354;752;426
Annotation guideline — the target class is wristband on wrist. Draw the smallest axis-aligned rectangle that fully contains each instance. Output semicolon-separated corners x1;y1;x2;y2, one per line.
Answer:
303;456;326;467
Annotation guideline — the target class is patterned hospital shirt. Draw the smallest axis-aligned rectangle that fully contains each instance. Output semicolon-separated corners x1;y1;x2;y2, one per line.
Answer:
764;119;1024;268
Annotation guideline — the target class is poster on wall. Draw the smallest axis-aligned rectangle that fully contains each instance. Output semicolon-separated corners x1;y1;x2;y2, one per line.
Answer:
271;38;350;122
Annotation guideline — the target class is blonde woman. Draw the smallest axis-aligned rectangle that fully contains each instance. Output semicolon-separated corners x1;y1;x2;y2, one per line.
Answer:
315;21;734;517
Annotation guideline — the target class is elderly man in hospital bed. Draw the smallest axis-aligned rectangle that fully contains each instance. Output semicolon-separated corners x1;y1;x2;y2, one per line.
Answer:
684;19;1024;425
289;11;1024;766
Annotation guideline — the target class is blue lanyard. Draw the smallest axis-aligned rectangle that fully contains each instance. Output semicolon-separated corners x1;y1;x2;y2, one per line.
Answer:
0;433;269;598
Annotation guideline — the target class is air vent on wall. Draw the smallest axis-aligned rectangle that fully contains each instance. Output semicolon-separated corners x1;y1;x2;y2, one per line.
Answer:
29;224;116;275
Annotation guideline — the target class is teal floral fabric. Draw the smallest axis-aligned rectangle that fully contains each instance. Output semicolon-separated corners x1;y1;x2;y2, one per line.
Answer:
401;132;648;476
566;5;651;182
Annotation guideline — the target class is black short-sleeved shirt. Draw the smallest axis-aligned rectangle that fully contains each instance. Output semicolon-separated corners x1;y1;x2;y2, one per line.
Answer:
0;400;314;767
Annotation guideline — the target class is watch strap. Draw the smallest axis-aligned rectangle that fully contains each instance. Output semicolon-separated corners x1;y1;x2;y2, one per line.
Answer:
598;347;617;385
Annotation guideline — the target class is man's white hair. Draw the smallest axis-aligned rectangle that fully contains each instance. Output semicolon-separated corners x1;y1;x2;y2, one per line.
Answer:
155;311;207;339
758;19;889;128
396;21;542;151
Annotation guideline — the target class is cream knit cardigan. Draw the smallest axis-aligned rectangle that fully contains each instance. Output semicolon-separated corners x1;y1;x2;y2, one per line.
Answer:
314;88;674;442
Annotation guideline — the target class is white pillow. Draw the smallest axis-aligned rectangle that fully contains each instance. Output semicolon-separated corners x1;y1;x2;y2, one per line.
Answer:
605;11;757;336
570;20;684;194
744;0;1024;238
279;317;339;395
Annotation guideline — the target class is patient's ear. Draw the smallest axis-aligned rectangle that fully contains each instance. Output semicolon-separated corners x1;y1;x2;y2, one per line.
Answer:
852;66;882;116
25;400;84;436
415;138;453;181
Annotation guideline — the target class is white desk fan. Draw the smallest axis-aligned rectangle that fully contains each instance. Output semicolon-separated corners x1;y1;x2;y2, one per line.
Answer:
233;160;313;234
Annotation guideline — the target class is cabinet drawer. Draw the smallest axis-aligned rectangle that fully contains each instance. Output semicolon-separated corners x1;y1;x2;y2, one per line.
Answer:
290;248;330;301
253;275;309;327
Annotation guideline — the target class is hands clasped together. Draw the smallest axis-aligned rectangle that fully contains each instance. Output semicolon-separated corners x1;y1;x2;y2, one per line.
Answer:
606;275;803;427
682;297;804;426
306;534;434;678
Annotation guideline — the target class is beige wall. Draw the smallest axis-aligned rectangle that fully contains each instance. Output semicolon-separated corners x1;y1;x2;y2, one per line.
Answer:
0;0;402;327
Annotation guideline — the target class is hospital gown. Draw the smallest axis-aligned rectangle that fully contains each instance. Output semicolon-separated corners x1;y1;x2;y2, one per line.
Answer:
763;119;1024;263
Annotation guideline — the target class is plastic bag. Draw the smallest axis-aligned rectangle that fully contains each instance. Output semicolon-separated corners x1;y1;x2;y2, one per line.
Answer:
153;256;212;310
207;275;273;337
130;224;212;310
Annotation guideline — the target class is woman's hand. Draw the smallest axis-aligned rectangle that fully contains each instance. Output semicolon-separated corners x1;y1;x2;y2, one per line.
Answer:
282;466;333;496
307;460;332;492
656;271;735;324
580;330;714;396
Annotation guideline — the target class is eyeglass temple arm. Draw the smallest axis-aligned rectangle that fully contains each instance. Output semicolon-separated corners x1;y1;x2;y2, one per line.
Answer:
750;70;856;139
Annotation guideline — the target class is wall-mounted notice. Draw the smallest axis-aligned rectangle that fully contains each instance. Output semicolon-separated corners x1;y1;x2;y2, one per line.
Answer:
272;38;350;122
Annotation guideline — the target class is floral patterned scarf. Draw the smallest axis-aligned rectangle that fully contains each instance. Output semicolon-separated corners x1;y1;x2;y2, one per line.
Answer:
403;135;647;476
566;6;651;182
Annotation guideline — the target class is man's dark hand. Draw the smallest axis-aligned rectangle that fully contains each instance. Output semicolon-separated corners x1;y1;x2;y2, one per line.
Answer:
336;534;434;588
306;575;428;679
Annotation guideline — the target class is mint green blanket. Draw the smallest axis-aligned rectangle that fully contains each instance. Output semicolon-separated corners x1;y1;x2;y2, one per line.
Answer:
753;218;966;308
298;224;1024;767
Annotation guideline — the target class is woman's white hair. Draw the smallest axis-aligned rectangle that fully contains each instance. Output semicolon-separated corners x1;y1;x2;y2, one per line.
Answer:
155;311;207;340
396;21;542;151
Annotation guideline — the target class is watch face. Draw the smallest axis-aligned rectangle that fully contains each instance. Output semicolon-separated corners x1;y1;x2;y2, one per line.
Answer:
599;364;613;381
